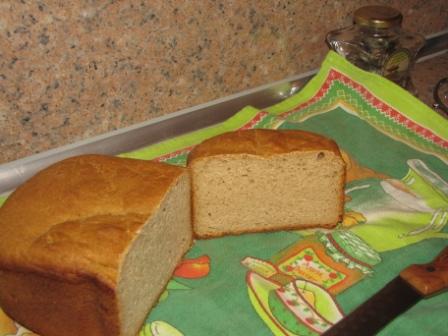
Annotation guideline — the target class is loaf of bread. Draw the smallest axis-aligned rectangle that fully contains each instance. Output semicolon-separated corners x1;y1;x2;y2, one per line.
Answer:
188;129;346;238
0;155;192;336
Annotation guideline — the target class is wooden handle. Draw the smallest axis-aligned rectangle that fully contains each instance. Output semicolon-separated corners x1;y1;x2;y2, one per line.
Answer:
400;246;448;297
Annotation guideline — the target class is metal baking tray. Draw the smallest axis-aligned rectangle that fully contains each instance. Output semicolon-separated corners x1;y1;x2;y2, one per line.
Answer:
1;30;447;195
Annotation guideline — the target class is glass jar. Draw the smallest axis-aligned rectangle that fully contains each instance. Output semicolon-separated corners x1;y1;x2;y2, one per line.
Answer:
326;5;425;90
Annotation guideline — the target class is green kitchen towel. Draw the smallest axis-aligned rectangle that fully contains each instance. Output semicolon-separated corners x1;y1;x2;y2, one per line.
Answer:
0;51;447;336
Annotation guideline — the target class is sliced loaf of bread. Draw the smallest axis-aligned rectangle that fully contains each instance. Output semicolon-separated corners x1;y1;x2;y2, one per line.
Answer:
0;155;192;336
188;129;346;238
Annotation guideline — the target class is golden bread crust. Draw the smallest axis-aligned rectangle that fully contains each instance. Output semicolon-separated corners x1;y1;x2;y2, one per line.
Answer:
188;129;342;162
0;269;120;336
0;154;186;335
0;154;185;282
188;129;346;238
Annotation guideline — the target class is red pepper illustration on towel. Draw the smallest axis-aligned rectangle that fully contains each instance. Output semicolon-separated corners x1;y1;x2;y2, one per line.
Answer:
158;255;211;304
174;255;211;279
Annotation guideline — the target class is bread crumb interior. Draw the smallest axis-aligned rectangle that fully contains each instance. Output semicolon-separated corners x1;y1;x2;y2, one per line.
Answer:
192;151;344;236
117;174;191;336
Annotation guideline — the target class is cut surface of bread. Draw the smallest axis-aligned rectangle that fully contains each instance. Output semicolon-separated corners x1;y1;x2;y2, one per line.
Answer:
0;155;192;336
188;129;345;238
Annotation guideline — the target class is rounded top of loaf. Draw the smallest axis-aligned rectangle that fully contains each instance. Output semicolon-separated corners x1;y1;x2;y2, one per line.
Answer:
0;154;186;287
188;129;342;162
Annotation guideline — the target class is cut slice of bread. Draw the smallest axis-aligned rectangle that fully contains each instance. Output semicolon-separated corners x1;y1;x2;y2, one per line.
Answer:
0;155;192;336
188;129;346;238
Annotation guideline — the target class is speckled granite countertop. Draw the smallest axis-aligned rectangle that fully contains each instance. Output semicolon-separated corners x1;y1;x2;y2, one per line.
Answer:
0;1;447;164
413;53;448;117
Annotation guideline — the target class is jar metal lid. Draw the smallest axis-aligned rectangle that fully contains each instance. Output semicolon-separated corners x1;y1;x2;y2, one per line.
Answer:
354;5;403;29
